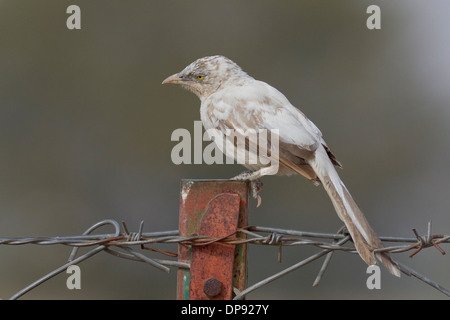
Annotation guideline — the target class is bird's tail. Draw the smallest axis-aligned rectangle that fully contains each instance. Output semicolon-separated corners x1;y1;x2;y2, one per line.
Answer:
308;146;401;277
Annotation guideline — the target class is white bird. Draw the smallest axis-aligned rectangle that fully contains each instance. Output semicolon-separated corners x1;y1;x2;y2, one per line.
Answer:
163;55;401;277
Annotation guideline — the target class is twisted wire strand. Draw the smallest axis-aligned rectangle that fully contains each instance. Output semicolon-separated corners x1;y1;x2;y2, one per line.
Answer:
1;219;449;299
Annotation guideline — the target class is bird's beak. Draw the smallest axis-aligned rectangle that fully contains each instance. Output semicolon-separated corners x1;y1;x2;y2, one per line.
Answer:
162;73;182;85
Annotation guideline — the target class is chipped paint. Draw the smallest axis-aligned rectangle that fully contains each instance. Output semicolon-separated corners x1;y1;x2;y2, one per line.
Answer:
181;180;194;205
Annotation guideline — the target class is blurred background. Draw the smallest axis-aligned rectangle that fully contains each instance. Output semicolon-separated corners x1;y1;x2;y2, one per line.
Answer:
0;0;449;299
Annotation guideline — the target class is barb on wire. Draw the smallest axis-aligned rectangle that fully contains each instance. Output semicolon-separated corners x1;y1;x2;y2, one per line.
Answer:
8;219;121;300
1;219;449;299
233;234;352;300
312;226;347;287
409;221;447;257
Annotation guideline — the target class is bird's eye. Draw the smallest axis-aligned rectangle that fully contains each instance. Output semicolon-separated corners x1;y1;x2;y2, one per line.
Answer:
197;75;204;80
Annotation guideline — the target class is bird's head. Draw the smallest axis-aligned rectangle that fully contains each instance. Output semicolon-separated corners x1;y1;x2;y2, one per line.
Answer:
162;55;249;99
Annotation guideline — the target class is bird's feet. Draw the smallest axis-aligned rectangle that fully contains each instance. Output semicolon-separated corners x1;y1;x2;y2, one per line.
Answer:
250;179;264;207
231;171;264;207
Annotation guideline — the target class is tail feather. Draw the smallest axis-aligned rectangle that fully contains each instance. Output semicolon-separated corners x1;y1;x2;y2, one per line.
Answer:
308;146;401;277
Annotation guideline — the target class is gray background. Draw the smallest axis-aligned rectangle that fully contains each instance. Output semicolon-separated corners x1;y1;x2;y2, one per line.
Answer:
1;0;449;299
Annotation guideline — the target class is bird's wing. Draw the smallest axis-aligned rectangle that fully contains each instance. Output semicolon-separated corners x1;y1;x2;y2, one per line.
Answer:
202;80;333;181
203;80;323;153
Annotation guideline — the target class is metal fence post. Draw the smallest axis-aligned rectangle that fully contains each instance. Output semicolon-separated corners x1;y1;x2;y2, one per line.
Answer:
177;179;249;300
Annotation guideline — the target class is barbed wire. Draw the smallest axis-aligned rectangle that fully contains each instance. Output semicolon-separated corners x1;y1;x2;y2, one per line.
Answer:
1;219;449;299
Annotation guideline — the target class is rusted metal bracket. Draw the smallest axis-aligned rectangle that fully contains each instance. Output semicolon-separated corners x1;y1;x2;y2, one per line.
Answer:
177;179;248;300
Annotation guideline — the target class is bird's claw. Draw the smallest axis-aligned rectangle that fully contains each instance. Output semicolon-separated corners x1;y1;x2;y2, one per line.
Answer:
250;179;263;207
231;171;264;207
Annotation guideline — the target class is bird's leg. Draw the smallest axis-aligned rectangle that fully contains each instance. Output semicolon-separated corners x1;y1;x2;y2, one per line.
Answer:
231;170;264;207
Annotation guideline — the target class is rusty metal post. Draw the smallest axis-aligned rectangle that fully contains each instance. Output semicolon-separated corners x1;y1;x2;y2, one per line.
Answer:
177;179;248;300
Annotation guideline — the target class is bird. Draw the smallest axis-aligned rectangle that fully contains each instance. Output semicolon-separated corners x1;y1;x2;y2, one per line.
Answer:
162;55;401;277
